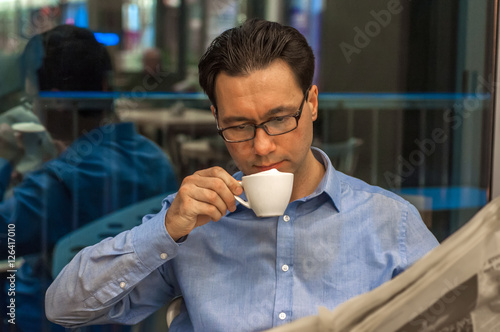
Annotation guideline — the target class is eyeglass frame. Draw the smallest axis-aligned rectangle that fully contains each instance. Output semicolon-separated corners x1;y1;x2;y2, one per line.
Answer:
214;87;311;143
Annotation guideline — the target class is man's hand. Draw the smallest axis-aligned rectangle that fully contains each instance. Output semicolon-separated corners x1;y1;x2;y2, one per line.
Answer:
0;123;25;166
165;167;243;241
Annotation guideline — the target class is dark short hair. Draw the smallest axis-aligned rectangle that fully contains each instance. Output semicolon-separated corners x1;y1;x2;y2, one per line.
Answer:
22;25;112;91
198;18;315;106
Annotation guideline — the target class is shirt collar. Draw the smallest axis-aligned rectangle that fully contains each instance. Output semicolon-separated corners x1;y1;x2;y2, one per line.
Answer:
308;147;341;212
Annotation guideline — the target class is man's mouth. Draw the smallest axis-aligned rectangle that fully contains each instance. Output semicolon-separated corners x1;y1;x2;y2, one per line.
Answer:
255;161;283;172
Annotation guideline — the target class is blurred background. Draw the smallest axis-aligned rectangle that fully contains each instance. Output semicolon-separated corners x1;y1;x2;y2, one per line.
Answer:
0;0;498;265
1;1;500;331
1;0;498;241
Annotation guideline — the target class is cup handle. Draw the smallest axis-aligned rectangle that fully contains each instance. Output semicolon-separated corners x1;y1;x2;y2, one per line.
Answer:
234;181;251;209
234;195;251;209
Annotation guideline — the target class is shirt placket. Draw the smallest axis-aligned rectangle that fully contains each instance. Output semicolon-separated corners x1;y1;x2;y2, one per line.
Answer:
272;204;296;326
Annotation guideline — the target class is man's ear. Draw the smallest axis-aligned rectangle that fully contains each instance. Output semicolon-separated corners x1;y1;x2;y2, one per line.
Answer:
309;85;319;121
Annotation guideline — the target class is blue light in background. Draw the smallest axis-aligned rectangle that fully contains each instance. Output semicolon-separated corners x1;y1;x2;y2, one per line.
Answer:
74;5;89;27
94;33;120;46
63;2;89;28
127;4;140;31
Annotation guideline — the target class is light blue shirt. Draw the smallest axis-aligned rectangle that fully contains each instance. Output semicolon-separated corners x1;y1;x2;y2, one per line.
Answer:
46;148;439;331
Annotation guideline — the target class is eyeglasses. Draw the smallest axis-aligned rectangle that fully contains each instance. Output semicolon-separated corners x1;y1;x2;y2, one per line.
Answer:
215;88;310;143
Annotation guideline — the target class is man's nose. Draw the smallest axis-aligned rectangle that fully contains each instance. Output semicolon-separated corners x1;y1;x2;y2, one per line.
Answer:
253;127;276;156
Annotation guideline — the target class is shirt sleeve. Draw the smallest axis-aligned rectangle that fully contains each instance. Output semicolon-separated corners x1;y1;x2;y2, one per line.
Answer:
400;202;440;272
45;198;181;328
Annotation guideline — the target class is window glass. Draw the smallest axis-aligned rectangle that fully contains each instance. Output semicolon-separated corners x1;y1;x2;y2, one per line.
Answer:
0;0;496;239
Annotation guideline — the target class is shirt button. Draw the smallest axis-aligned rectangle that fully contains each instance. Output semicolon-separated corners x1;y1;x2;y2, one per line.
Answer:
283;215;290;222
119;282;126;289
279;312;287;320
281;264;289;272
160;253;168;260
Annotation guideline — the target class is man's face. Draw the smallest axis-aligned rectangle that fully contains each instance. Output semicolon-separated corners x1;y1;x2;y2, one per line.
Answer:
213;60;318;179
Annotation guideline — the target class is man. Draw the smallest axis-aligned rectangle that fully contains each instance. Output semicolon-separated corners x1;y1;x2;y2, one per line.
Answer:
46;19;439;331
122;47;172;93
0;25;178;332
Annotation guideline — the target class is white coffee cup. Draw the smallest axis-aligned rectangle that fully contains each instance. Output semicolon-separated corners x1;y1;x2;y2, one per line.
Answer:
234;169;294;217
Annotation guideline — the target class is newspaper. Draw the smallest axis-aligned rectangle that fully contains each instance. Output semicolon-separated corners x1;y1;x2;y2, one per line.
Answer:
266;196;500;332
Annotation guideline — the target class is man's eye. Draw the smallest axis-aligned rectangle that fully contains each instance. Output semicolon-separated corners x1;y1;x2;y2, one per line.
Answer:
269;116;287;124
234;124;251;130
